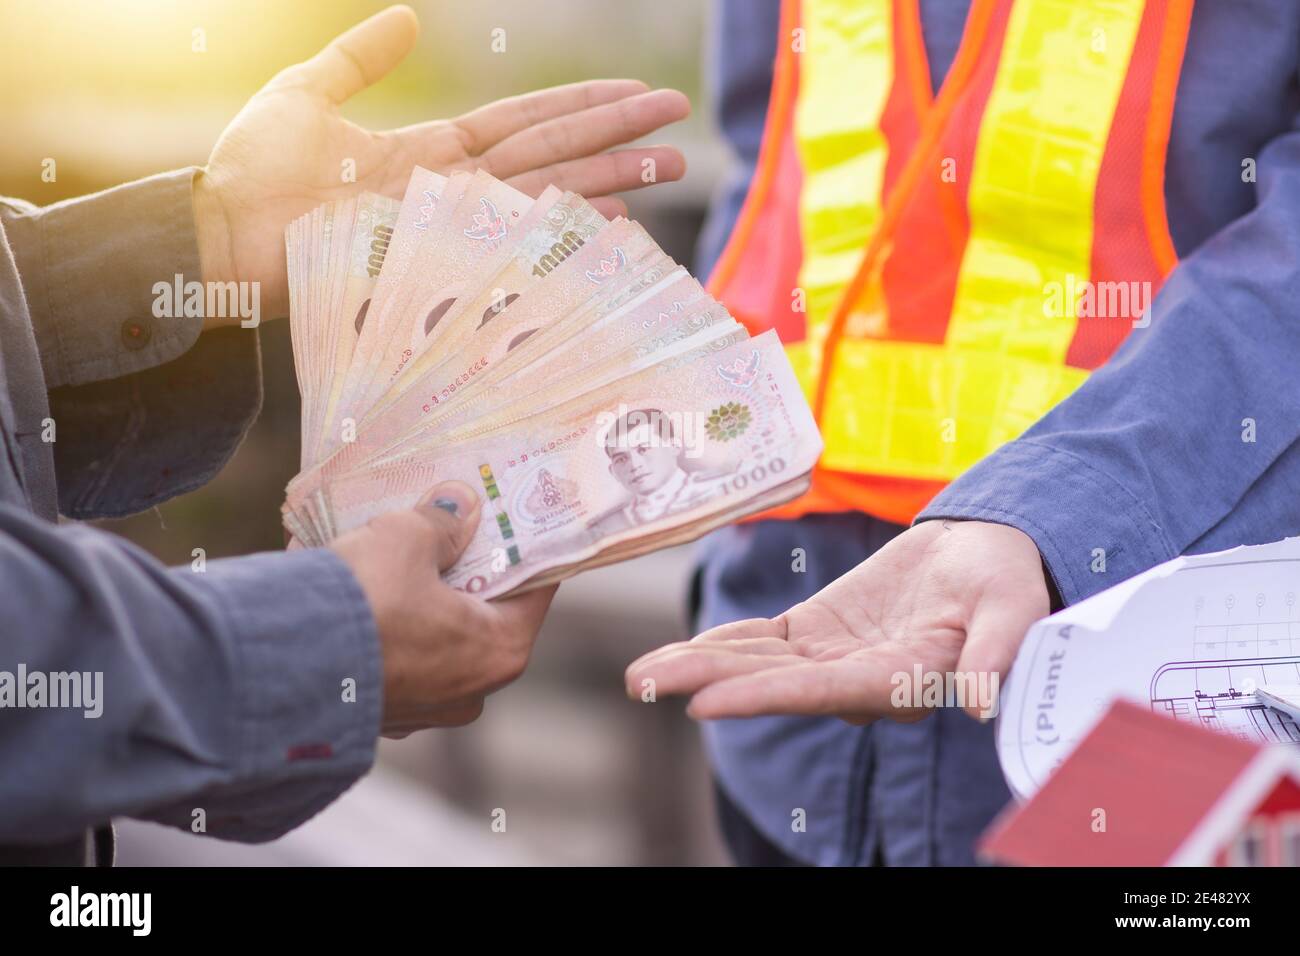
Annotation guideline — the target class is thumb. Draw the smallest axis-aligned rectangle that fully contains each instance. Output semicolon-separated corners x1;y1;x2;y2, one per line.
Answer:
415;480;483;573
291;5;419;105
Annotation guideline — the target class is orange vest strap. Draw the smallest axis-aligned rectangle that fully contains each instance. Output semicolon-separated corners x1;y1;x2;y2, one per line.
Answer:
705;0;804;341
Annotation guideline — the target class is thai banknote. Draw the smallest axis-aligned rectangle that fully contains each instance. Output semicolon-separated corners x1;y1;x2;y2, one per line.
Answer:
322;331;819;597
283;167;823;595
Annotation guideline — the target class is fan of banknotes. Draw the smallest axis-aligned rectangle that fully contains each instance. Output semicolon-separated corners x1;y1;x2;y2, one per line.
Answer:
281;166;823;598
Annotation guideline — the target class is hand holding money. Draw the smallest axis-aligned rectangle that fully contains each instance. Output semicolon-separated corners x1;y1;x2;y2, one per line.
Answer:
330;480;555;735
193;4;688;322
283;163;824;598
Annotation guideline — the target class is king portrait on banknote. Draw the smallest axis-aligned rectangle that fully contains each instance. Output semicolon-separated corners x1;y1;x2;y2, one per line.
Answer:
587;406;741;536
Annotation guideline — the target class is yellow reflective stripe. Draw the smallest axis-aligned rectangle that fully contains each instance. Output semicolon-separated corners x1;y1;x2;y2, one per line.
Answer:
945;0;1143;361
794;0;893;351
784;340;820;408
819;339;1088;480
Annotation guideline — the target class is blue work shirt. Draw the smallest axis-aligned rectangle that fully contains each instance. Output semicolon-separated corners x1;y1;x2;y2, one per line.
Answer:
695;0;1300;865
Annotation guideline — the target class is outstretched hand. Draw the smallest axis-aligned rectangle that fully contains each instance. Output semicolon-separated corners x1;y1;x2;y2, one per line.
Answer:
625;520;1050;723
194;4;690;322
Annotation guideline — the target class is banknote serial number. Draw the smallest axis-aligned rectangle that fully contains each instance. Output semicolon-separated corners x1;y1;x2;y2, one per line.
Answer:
508;426;590;467
423;357;488;411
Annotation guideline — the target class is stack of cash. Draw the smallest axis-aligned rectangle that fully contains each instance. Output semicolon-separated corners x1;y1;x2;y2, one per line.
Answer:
281;167;822;598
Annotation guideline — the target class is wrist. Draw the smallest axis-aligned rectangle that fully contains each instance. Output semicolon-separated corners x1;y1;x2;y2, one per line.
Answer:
935;517;1051;607
191;168;238;329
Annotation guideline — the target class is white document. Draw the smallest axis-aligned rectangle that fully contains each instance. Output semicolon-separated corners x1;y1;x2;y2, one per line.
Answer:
997;536;1300;800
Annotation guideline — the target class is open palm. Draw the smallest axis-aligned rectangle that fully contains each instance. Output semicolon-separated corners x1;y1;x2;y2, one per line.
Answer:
626;520;1050;722
195;5;689;318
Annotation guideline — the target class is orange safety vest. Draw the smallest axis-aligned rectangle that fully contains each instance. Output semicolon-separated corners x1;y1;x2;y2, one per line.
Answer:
709;0;1193;525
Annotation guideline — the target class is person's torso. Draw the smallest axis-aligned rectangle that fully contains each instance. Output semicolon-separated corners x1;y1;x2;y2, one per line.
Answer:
708;0;1294;523
698;0;1300;866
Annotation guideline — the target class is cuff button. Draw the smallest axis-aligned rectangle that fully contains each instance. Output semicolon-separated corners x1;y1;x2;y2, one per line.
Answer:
120;318;153;350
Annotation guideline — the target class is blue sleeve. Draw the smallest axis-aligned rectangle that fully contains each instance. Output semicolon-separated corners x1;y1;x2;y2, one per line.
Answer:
694;0;781;279
917;124;1300;605
0;503;382;844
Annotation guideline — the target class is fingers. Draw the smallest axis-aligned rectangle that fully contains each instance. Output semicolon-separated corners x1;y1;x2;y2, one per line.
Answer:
383;697;486;736
424;697;486;727
479;90;690;181
506;145;686;206
625;617;793;697
430;583;556;695
288;5;419;105
625;617;782;678
451;79;652;155
626;641;801;699
414;480;483;573
686;658;900;721
690;616;788;644
588;196;628;219
491;582;557;632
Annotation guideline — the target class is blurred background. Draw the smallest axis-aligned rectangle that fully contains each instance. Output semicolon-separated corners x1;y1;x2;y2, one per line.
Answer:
0;0;736;864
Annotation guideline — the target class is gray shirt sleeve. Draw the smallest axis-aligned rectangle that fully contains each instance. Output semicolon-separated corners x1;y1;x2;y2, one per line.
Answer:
0;501;382;845
2;169;263;519
1;168;209;388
